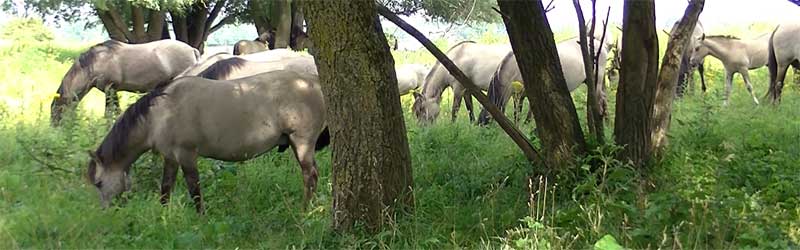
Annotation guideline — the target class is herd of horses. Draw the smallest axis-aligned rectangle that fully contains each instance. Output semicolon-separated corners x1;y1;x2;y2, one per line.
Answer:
51;21;800;212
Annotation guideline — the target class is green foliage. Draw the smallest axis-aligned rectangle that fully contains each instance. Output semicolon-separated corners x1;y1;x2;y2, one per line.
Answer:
0;18;54;43
381;0;500;24
2;26;800;249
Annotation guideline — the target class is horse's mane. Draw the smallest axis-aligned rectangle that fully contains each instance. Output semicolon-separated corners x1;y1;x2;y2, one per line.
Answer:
94;82;168;165
198;57;248;80
78;40;124;70
706;35;740;40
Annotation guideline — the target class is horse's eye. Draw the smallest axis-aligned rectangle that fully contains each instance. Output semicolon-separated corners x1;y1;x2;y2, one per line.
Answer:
94;181;103;188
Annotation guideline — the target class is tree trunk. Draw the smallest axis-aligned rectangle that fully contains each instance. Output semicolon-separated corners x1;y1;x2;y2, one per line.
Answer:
274;0;293;48
651;0;705;154
614;0;659;167
97;9;129;42
302;0;413;233
498;0;587;168
146;11;166;41
131;5;147;43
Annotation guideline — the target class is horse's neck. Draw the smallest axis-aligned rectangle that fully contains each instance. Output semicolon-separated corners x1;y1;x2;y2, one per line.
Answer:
703;39;733;60
422;64;451;103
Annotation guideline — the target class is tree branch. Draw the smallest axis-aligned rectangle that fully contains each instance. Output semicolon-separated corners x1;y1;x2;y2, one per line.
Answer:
376;4;544;165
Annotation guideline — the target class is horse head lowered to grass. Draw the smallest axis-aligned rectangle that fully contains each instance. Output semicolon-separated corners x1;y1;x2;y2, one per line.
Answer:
86;70;329;213
51;40;199;126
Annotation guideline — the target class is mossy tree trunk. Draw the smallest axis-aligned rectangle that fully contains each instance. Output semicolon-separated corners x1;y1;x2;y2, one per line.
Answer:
301;0;414;233
497;0;587;169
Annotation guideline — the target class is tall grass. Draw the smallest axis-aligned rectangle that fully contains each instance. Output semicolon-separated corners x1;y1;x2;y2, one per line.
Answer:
1;24;799;249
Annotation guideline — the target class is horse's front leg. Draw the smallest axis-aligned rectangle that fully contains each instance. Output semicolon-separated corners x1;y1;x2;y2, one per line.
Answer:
451;90;464;123
104;84;120;118
464;91;476;122
740;70;760;105
160;157;180;205
177;152;203;214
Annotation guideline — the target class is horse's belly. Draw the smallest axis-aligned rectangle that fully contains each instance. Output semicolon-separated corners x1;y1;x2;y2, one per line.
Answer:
197;134;283;162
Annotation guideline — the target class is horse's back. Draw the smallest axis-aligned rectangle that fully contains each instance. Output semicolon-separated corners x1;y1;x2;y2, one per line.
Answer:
156;71;324;161
448;43;511;89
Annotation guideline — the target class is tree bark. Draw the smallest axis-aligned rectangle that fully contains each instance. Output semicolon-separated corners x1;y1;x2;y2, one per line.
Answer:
376;5;543;165
96;9;128;42
651;0;704;154
131;5;147;43
497;0;587;168
274;0;293;48
146;11;166;41
614;0;659;167
302;0;413;233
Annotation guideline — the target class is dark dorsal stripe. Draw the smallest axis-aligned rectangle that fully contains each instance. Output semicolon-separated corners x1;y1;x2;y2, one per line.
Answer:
706;35;740;40
94;82;169;164
198;57;249;80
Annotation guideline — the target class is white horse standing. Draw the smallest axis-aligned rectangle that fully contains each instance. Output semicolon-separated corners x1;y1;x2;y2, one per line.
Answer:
395;64;428;95
690;34;770;105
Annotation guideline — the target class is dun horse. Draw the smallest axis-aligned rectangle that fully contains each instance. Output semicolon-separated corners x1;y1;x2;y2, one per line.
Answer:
690;33;770;105
176;49;306;78
412;41;511;124
674;21;706;96
51;40;199;126
233;32;272;55
767;23;800;103
198;56;317;80
86;70;328;212
396;64;428;95
476;37;612;125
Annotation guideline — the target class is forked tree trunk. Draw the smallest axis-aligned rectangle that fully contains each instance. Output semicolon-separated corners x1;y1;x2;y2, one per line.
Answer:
614;0;659;167
651;0;705;154
301;0;413;233
498;0;587;168
573;0;606;145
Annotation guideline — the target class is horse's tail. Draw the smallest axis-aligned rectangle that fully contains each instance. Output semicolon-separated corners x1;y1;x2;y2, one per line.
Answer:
477;53;513;126
314;127;330;151
767;25;780;100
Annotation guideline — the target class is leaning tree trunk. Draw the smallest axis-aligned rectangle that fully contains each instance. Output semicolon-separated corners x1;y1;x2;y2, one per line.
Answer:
497;0;587;168
302;0;413;233
614;0;659;167
651;0;705;155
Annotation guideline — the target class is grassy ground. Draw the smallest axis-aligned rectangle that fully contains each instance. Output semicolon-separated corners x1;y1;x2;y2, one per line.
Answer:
1;27;799;249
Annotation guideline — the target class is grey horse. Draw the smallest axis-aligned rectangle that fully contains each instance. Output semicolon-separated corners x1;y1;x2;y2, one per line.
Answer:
396;64;428;95
412;41;511;124
690;34;770;105
767;23;800;103
51;40;199;126
86;70;328;213
197;56;317;80
477;37;612;125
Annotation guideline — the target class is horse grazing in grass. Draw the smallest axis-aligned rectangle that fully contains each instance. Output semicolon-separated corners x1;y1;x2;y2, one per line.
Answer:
396;64;428;95
767;23;800;103
690;34;770;105
51;40;199;126
476;37;612;125
412;41;511;124
86;70;328;213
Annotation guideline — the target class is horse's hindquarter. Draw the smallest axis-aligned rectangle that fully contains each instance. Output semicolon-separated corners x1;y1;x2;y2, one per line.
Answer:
455;44;511;90
773;24;800;65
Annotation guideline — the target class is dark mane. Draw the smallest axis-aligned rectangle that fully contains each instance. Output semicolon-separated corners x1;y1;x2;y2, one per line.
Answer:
78;40;123;69
94;82;168;164
198;57;248;80
706;35;740;40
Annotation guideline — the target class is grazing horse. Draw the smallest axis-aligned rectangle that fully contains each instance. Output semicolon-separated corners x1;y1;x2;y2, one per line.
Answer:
767;23;800;103
412;41;511;124
476;37;612;125
690;34;770;105
198;56;317;80
86;70;327;212
233;32;272;55
51;40;199;126
396;64;428;95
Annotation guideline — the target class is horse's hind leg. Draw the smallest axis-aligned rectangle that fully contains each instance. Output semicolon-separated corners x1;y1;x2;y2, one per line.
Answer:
451;91;463;123
290;136;319;207
159;157;179;205
740;70;760;105
177;152;204;213
464;92;476;122
104;86;120;118
773;64;791;103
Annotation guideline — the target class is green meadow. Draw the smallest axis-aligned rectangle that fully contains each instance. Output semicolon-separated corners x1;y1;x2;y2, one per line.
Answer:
0;24;799;249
